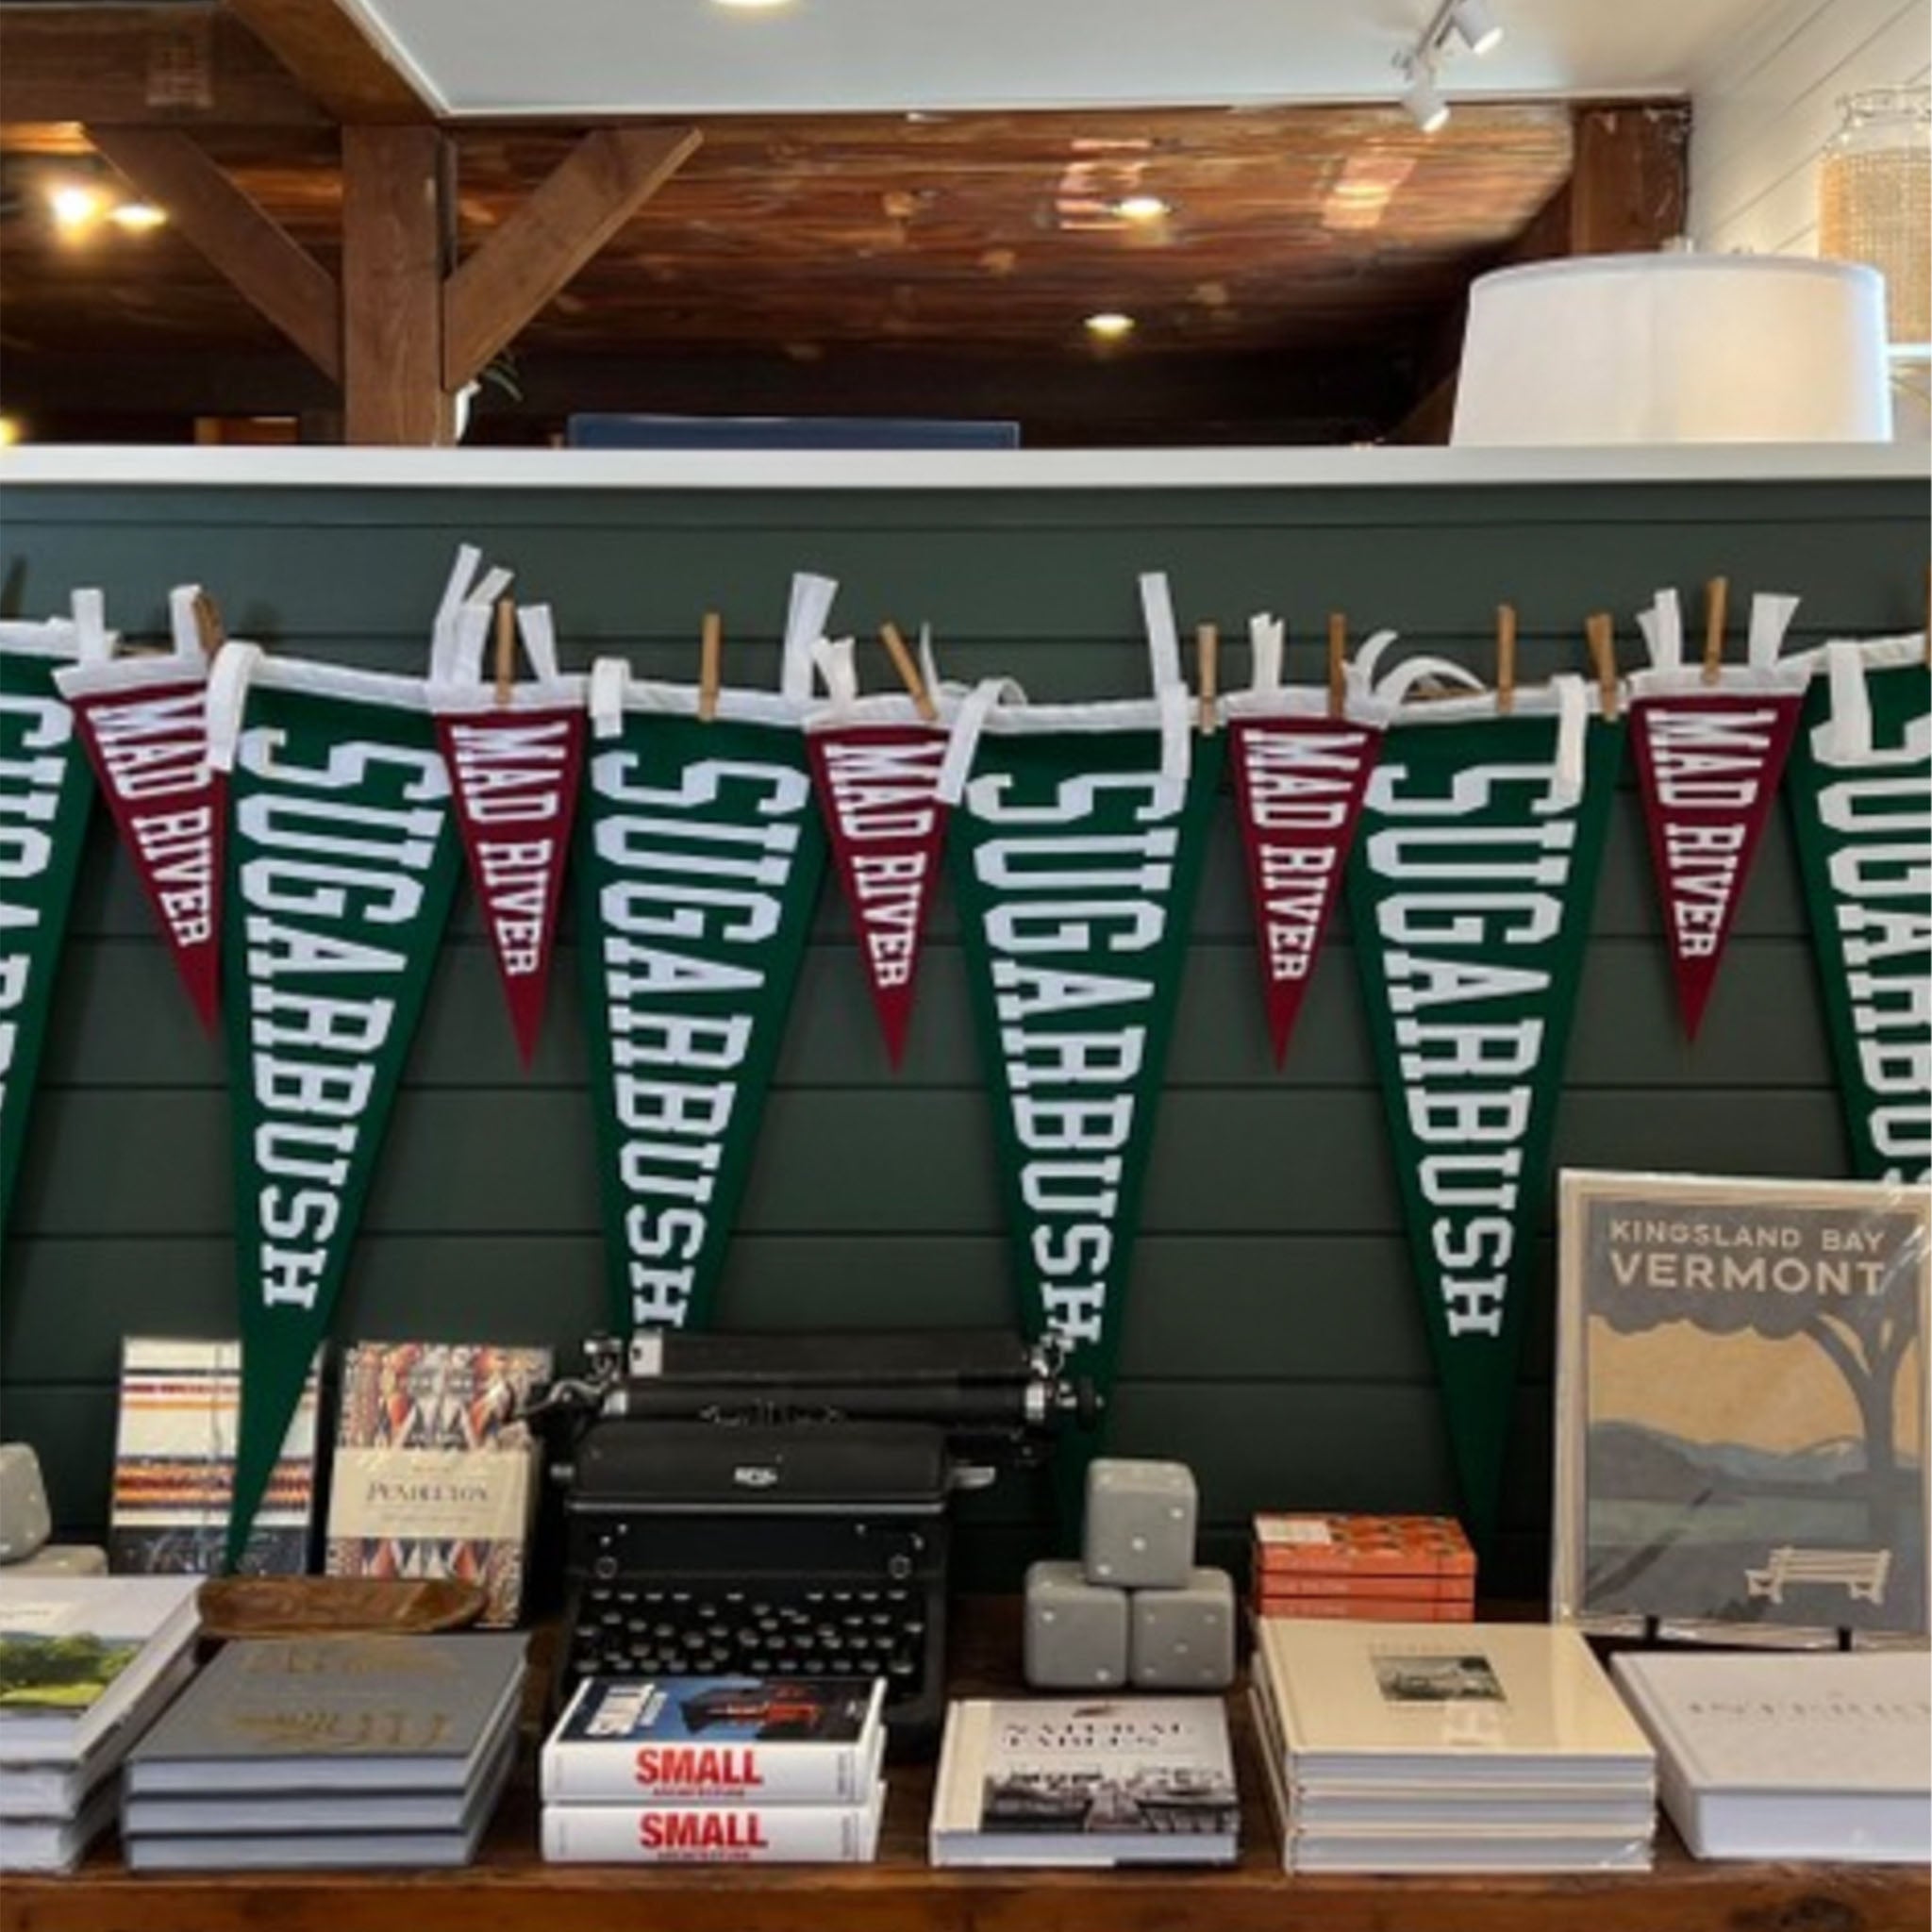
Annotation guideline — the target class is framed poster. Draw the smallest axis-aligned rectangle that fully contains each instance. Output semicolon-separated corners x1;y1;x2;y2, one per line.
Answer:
1555;1170;1929;1646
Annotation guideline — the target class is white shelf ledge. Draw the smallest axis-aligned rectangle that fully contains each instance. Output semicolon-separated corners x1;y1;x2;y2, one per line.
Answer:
1;443;1925;493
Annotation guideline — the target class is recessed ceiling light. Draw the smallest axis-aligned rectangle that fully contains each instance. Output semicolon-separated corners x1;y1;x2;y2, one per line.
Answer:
1085;311;1137;340
48;182;107;233
712;0;792;9
108;201;168;232
1114;194;1171;223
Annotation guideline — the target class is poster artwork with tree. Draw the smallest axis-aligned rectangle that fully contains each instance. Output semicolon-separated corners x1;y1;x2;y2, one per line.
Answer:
1555;1170;1929;1641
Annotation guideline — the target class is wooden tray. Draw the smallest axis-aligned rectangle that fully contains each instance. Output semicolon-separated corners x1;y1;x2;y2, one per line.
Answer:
196;1576;488;1639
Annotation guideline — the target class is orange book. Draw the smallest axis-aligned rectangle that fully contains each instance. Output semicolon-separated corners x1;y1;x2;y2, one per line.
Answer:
1255;1571;1477;1603
1252;1513;1475;1580
1253;1595;1475;1624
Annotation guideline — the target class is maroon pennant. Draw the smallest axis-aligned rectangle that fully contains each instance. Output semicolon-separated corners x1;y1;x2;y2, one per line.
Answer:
808;721;951;1067
431;596;584;1066
1629;586;1807;1041
56;587;223;1031
1629;691;1804;1039
1227;709;1381;1065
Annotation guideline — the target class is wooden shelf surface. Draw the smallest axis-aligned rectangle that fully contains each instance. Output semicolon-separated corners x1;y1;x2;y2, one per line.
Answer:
5;1603;1926;1932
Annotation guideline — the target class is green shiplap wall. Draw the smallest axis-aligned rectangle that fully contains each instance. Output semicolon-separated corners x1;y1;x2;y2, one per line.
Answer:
1;473;1924;1596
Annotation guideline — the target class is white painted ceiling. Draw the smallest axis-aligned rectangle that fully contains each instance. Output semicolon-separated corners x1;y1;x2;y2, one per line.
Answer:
354;0;1777;118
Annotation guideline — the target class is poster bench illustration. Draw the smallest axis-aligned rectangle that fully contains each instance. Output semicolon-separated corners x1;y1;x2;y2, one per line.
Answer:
1744;1547;1892;1608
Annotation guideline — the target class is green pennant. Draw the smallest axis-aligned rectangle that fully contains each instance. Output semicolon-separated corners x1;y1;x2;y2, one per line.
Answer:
948;730;1223;1401
224;680;460;1567
0;647;93;1236
1348;709;1623;1538
1787;656;1930;1183
578;711;827;1332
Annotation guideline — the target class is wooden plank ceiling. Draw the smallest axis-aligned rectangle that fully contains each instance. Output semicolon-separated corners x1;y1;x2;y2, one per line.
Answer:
0;104;1574;364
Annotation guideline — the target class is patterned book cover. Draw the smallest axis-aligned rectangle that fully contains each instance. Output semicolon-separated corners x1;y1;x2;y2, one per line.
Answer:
109;1340;322;1577
1253;1514;1476;1580
325;1342;551;1627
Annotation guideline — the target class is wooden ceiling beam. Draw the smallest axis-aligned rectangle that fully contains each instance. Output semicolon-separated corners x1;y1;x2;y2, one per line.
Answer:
341;125;452;443
221;0;433;124
84;125;341;381
0;5;327;129
441;125;701;391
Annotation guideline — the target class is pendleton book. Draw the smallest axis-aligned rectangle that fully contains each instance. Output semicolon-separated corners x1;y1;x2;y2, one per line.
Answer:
325;1341;552;1627
109;1338;322;1577
0;1576;201;1766
1555;1172;1930;1643
124;1633;527;1795
930;1698;1240;1868
541;1786;887;1864
541;1676;887;1805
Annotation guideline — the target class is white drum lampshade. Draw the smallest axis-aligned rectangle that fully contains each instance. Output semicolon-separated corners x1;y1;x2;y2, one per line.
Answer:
1452;255;1892;445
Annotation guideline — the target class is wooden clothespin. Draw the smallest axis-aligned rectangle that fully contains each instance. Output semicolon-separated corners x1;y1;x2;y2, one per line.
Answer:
1702;575;1728;687
191;590;225;658
1195;622;1218;736
1584;612;1618;721
698;610;723;724
1326;611;1347;720
1495;604;1517;718
492;596;516;708
878;621;938;723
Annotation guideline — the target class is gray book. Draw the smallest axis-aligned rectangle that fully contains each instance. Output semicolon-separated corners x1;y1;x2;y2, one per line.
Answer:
123;1735;513;1872
124;1699;518;1837
125;1633;526;1796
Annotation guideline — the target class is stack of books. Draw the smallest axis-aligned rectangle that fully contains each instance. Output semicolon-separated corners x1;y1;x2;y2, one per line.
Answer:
0;1576;201;1874
930;1696;1241;1868
541;1676;888;1864
120;1632;525;1871
1251;1513;1475;1624
1614;1650;1932;1862
1252;1619;1657;1873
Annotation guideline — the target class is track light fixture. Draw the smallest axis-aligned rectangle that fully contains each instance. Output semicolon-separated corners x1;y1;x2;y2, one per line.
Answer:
1394;0;1505;131
1399;56;1451;135
1447;0;1503;57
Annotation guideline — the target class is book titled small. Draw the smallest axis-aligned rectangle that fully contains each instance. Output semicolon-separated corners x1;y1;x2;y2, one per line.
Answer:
325;1341;551;1628
541;1676;886;1805
542;1787;885;1864
110;1339;321;1577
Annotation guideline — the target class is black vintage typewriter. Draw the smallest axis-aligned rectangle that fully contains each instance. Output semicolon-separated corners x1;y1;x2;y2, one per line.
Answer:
534;1329;1091;1746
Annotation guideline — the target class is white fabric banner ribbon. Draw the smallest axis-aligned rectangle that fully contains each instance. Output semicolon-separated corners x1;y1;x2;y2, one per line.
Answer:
1247;613;1286;696
1549;673;1590;808
1747;591;1802;669
205;641;266;773
589;657;631;741
1637;588;1685;673
936;675;1026;804
810;635;862;711
515;603;563;685
69;588;111;666
780;573;840;704
165;585;211;665
1816;638;1876;764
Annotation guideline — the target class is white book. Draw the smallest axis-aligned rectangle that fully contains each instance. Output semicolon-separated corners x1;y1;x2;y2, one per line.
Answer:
541;1676;886;1806
1613;1650;1932;1862
929;1697;1239;1869
1289;1833;1654;1874
0;1576;200;1766
0;1649;197;1819
1257;1620;1654;1786
0;1781;116;1874
541;1783;885;1864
